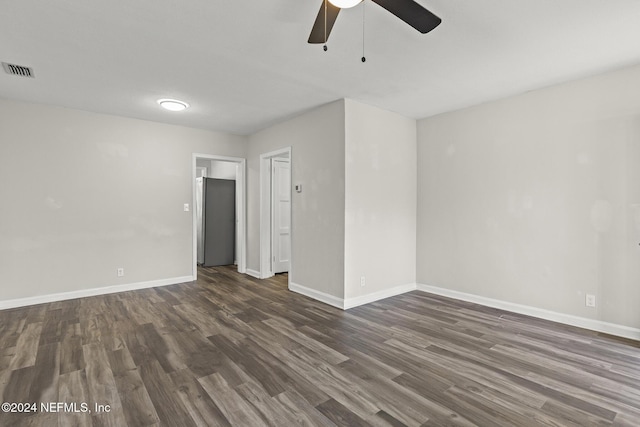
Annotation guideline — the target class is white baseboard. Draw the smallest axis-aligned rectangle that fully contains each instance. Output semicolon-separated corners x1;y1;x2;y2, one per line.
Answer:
245;269;262;279
288;281;417;311
0;276;195;310
289;282;344;309
417;283;640;341
344;283;417;310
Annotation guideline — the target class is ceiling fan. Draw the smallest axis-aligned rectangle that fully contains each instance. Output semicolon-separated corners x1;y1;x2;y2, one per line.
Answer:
308;0;441;44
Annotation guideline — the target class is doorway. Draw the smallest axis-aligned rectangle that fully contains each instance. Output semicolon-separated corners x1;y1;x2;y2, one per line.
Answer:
271;157;291;274
192;154;246;279
260;147;292;280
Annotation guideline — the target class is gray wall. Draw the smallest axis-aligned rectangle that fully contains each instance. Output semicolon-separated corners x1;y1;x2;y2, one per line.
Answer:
417;64;640;329
247;100;346;299
344;99;417;299
0;98;246;301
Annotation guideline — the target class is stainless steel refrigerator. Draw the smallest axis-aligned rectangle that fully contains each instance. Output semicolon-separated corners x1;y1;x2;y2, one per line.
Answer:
196;177;236;267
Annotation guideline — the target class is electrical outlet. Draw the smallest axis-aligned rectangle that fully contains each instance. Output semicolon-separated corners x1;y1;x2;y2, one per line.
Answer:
585;294;596;307
360;276;366;287
117;268;124;277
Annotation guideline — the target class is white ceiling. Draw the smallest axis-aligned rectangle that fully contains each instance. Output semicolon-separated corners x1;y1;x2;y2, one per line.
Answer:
2;0;640;135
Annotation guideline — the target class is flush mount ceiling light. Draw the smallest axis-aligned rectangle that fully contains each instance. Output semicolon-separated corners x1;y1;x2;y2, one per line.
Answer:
328;0;361;8
157;99;189;111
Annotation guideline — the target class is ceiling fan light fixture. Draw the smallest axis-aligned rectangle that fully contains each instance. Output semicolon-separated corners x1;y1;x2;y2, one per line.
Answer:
157;99;189;111
328;0;361;9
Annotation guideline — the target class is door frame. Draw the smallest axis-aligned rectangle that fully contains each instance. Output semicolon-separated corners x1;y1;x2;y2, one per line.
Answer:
195;166;208;178
192;153;246;279
259;147;292;281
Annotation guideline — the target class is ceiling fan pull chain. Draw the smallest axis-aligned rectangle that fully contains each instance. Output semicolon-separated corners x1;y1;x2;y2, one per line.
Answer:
361;0;366;62
323;0;328;51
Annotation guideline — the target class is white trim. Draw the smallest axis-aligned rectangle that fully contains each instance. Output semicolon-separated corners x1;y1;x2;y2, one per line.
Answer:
288;282;417;311
192;153;246;278
245;269;262;279
259;147;292;286
259;156;271;277
416;283;640;341
260;147;293;160
289;282;344;309
343;283;417;310
0;276;194;310
195;166;208;178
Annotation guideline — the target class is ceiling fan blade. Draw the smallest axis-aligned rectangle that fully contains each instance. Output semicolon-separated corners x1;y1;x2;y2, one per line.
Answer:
308;1;341;44
371;0;441;34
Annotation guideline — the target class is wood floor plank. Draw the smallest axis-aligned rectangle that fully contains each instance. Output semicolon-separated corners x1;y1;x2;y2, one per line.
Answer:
316;398;371;427
170;368;232;427
612;412;640;427
262;317;350;365
172;303;226;337
525;372;640;422
273;390;336;427
540;398;613;427
28;342;60;403
166;328;224;378
1;265;640;427
209;334;287;397
107;348;159;426
138;359;196;427
242;336;331;407
347;374;431;426
198;372;266;426
286;345;381;419
60;323;85;375
0;366;35;427
83;342;127;427
9;322;42;370
124;322;187;374
58;370;93;427
0;345;16;400
234;380;301;426
428;344;617;422
375;410;408;427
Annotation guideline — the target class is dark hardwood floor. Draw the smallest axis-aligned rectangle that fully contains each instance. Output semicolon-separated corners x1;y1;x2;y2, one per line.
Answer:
1;266;639;426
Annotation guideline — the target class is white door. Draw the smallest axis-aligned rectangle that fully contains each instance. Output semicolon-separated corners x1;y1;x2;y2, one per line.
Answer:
271;158;290;273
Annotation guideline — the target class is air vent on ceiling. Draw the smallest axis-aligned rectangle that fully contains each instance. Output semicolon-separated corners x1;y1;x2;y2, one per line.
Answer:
2;62;35;78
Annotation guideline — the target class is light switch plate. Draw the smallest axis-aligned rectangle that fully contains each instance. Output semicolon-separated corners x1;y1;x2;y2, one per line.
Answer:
184;203;190;212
